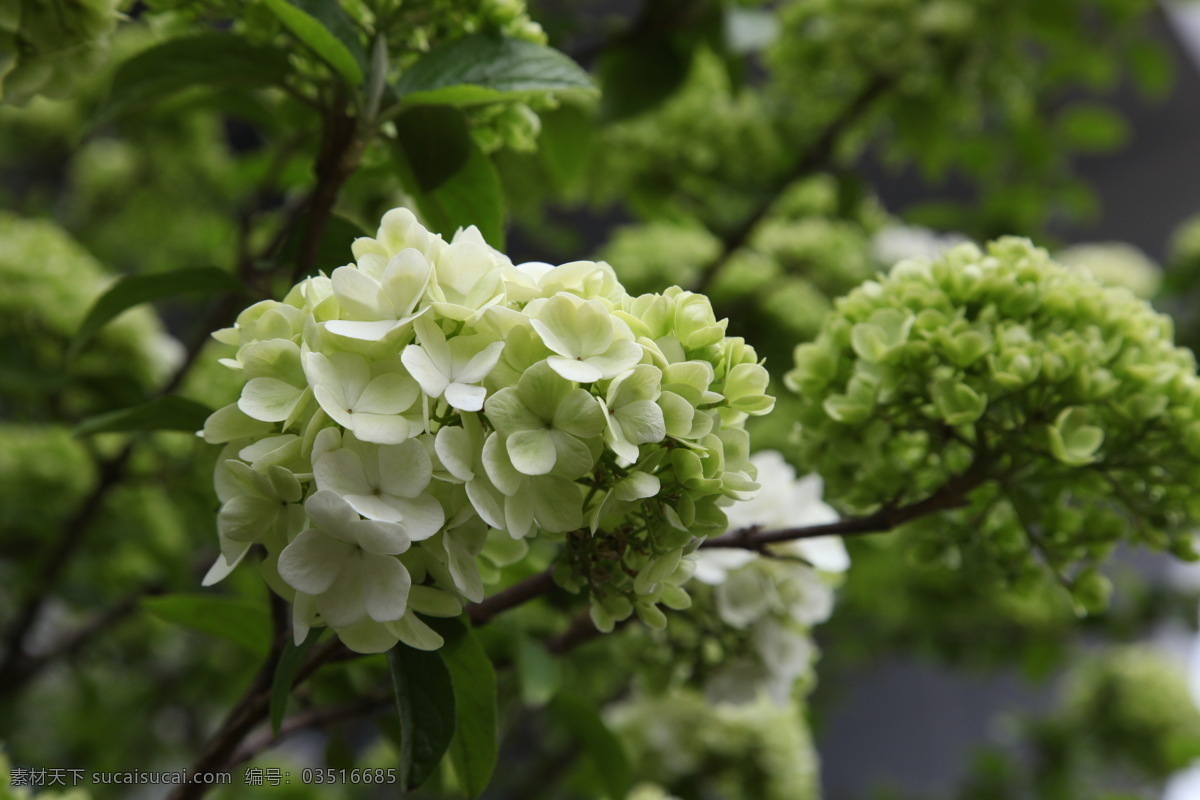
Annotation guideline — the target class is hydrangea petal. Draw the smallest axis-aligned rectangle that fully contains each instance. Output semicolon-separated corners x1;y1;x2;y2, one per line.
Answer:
361;555;412;622
278;530;353;595
507;429;556;475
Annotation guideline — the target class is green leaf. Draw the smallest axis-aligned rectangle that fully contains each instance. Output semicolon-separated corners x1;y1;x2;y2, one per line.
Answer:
270;628;323;737
143;594;270;656
387;642;457;790
72;267;241;358
538;104;595;191
395;34;595;106
435;618;498;799
394;132;505;249
597;41;691;122
73;396;214;438
548;693;632;800
515;635;560;707
262;0;366;86
393;105;473;192
1057;104;1129;152
101;33;292;121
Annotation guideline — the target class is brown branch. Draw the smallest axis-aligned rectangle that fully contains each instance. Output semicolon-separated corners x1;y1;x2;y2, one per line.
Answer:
167;636;345;800
289;109;366;284
0;585;164;693
0;444;135;689
701;460;990;551
229;686;392;768
691;73;893;293
467;568;557;627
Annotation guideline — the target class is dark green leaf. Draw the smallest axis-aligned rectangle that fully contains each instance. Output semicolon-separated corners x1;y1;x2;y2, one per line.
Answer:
549;694;632;800
262;0;366;85
515;635;560;707
395;34;595;106
388;643;457;790
394;135;505;249
436;618;498;799
270;628;323;737
73;396;214;438
71;267;241;358
597;41;691;122
101;33;292;121
143;594;270;656
393;106;473;192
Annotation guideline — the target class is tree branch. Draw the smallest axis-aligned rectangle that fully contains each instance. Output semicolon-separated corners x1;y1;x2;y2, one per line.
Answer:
691;73;893;294
167;636;344;800
229;687;392;768
701;460;990;551
467;568;557;627
0;444;135;689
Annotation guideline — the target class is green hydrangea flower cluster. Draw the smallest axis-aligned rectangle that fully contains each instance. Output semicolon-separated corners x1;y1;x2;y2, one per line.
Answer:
203;207;773;653
0;0;118;106
609;689;818;800
787;238;1200;606
1061;647;1200;779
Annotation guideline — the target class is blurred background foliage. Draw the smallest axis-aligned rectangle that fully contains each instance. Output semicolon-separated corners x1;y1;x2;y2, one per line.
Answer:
5;0;1200;799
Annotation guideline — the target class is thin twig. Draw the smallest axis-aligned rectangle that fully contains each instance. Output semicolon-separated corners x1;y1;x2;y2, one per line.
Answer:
691;74;893;293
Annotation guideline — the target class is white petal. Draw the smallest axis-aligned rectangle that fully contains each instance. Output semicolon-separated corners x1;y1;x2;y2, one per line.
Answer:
390;494;446;541
202;403;274;444
586;340;643;379
336;618;399;654
443;533;484;602
218;495;280;543
331;265;388;319
353;519;412;555
357;373;418;415
305;490;362;540
507;429;556;475
388;613;444;651
361;555;412;622
504;493;535;539
435;425;474;482
378;438;433;498
401;345;450;398
547;355;603;383
793;536;850;573
314;448;374;498
278;530;352;594
201;543;252;586
466;478;506;530
314;385;355;430
324;319;402;341
445;382;486;411
350;412;412;444
317;563;368;628
455;340;505;383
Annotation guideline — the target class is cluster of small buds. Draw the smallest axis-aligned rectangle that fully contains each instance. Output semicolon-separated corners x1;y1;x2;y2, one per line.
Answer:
203;208;774;652
787;238;1200;605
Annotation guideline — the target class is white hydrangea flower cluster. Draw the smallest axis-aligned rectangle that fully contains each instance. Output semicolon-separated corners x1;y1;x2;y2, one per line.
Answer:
201;208;774;653
693;451;848;704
